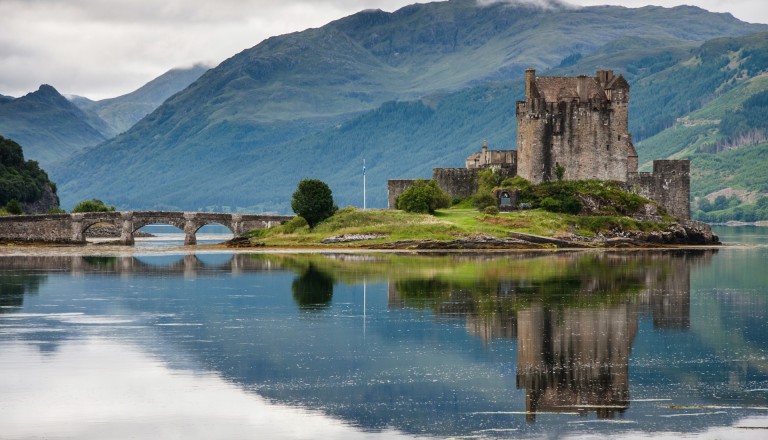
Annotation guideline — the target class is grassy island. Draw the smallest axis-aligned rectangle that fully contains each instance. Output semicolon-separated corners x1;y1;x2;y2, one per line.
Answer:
236;207;689;249
233;178;718;249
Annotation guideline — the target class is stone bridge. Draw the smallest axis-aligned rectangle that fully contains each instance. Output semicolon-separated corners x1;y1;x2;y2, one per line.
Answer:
0;211;293;245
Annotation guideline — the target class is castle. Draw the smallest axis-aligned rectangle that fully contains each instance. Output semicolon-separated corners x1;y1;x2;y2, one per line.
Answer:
388;69;690;220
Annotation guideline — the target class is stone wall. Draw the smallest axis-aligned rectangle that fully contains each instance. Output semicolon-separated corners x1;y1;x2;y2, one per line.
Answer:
627;160;690;220
387;179;417;209
0;214;78;243
432;168;479;200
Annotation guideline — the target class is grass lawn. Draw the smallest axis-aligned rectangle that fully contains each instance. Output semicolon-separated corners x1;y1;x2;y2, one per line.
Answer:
244;206;669;248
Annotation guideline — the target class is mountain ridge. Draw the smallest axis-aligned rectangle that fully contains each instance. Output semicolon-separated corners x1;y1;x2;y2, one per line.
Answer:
49;1;768;212
0;85;110;167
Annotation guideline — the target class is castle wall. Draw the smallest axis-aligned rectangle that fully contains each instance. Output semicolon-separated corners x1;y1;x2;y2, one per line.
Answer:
387;179;417;209
432;168;479;200
516;70;636;184
627;160;690;221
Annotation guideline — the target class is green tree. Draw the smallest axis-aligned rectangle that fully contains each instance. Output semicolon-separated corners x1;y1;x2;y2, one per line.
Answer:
72;199;115;213
397;179;451;214
0;136;56;208
290;179;337;228
477;168;504;193
5;199;22;215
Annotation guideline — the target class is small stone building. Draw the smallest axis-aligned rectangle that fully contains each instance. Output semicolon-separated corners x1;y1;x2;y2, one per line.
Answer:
465;140;517;172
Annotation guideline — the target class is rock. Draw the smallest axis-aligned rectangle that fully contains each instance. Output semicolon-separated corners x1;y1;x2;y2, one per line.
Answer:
321;234;387;243
21;183;59;214
227;236;264;248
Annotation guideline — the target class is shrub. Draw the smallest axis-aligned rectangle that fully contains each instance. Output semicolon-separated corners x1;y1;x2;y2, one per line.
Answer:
290;179;337;228
72;199;115;213
397;179;451;214
282;216;309;234
483;205;500;215
472;191;497;210
5;199;22;215
539;197;561;212
562;196;583;215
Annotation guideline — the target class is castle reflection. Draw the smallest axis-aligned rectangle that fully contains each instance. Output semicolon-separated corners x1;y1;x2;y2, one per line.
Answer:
388;251;714;420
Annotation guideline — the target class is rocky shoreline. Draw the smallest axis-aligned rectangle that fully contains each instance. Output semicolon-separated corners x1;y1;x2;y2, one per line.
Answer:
228;220;720;250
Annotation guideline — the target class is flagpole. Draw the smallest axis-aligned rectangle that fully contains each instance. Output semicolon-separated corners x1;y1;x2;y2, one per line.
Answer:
363;159;367;210
363;276;367;339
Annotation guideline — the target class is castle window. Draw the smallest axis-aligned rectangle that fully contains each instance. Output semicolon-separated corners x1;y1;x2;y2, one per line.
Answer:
618;135;621;141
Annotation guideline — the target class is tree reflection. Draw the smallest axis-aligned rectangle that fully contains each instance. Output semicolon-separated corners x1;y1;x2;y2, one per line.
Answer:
0;273;45;313
291;264;335;310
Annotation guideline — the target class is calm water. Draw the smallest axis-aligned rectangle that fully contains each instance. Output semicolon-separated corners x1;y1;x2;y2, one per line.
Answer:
1;226;768;439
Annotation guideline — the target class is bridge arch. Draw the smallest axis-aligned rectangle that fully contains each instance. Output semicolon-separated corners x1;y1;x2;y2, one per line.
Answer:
0;211;292;245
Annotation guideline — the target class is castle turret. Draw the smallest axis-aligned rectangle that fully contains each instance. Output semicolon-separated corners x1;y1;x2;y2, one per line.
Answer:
525;68;536;102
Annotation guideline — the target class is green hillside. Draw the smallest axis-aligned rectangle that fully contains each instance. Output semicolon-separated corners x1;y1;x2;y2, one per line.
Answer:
0;85;110;167
50;1;768;212
632;33;768;221
0;136;59;213
74;64;209;134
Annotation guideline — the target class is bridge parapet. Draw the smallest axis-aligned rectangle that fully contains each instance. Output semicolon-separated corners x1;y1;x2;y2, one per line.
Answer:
0;211;293;245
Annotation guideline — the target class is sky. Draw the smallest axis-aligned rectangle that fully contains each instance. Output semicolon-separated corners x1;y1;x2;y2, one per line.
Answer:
0;0;765;100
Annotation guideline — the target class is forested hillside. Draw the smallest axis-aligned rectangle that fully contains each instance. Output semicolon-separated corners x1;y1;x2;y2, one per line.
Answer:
0;136;59;214
630;32;768;221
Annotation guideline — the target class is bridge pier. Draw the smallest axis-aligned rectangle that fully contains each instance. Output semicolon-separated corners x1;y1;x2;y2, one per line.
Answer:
120;212;135;245
184;213;197;246
70;214;86;244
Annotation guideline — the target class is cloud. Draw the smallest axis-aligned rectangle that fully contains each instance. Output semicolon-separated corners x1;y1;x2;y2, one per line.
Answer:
0;1;765;99
0;0;428;99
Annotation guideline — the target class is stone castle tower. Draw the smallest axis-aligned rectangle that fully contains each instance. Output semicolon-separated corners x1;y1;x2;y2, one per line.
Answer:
516;69;638;183
389;69;692;220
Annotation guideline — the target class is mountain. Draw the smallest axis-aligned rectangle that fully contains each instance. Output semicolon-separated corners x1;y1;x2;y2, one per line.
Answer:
73;64;209;135
0;85;111;167
50;0;768;212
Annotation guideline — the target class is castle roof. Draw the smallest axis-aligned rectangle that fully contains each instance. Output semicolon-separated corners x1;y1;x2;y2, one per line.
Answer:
603;75;629;90
534;76;606;102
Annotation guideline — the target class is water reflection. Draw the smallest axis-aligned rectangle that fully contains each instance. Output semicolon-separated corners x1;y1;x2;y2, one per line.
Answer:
292;264;335;310
0;272;46;313
380;252;712;421
3;248;768;439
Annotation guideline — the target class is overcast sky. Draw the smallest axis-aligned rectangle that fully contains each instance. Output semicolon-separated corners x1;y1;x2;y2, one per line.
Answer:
1;0;765;100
